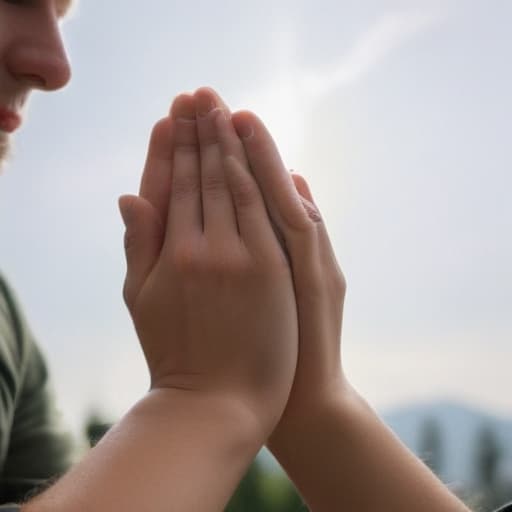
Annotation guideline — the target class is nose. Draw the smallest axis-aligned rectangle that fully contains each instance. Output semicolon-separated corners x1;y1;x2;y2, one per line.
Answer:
6;14;71;91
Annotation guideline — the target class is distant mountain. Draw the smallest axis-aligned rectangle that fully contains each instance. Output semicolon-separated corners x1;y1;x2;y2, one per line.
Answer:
382;400;512;486
259;400;512;489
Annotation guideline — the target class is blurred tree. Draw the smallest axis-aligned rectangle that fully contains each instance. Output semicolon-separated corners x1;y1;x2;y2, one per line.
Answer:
474;424;504;510
418;416;444;477
82;415;308;511
225;458;307;511
84;412;112;448
225;459;266;512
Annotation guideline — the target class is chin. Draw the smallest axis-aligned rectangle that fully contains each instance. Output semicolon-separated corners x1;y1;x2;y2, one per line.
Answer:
0;132;11;170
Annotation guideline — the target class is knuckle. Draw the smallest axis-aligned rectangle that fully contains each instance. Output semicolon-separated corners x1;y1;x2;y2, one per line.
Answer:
172;173;200;199
231;177;259;208
202;172;226;195
197;129;218;147
174;142;198;156
301;196;322;223
331;270;347;299
173;244;201;273
208;250;245;276
287;209;318;234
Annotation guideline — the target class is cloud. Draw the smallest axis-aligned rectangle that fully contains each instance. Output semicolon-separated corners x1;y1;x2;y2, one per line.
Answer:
235;10;443;167
301;11;442;98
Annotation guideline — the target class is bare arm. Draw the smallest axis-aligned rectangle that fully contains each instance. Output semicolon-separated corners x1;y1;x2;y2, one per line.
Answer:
230;107;471;512
21;92;298;512
269;382;469;511
23;390;262;511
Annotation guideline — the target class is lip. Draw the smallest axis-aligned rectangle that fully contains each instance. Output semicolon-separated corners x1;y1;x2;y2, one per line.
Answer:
0;107;22;133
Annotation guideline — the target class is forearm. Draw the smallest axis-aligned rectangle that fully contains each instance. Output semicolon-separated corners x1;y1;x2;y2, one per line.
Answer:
22;389;263;512
269;383;470;512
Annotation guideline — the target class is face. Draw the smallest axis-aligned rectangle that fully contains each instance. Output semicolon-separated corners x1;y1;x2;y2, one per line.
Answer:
0;0;71;165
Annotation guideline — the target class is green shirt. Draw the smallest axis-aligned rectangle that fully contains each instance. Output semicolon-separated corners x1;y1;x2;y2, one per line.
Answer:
0;273;74;503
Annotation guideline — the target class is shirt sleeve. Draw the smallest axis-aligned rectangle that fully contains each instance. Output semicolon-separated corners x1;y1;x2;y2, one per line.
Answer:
0;274;75;503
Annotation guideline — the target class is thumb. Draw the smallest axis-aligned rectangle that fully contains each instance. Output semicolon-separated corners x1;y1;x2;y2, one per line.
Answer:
118;194;164;311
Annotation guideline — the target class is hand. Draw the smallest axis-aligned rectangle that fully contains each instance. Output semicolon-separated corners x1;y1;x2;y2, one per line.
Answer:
118;91;298;438
228;109;347;433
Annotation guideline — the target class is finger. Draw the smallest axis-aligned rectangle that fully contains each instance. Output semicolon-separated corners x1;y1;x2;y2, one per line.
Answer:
232;110;312;236
215;110;279;252
119;194;164;312
291;174;341;278
291;173;322;223
139;116;174;225
139;94;197;226
290;172;314;202
166;96;202;244
194;88;238;238
183;86;231;116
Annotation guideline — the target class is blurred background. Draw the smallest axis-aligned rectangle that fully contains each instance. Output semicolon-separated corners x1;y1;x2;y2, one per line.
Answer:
0;0;511;509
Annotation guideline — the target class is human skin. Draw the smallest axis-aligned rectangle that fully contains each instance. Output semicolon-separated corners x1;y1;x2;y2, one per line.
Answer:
120;95;298;432
0;0;71;164
3;3;300;510
2;1;473;509
135;86;471;510
231;108;471;511
22;92;299;511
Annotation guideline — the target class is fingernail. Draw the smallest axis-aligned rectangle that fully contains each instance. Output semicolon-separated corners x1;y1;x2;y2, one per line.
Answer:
196;93;216;117
172;94;196;120
236;120;254;139
214;108;228;128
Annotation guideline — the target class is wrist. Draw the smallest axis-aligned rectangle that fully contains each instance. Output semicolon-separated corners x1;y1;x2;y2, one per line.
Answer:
24;388;265;512
149;374;289;443
138;388;268;452
268;375;358;454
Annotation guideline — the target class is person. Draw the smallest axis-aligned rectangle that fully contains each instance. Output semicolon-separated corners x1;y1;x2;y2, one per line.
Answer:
1;2;511;511
0;0;76;504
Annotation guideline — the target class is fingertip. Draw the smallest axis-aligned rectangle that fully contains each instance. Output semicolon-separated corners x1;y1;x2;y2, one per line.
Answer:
170;93;196;120
118;194;137;226
232;110;260;140
290;176;321;223
147;116;174;156
194;87;217;118
150;116;173;139
195;86;231;114
291;173;315;203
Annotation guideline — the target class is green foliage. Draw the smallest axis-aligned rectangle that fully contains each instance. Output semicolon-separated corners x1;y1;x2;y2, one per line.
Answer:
225;459;306;512
81;411;512;511
84;412;112;447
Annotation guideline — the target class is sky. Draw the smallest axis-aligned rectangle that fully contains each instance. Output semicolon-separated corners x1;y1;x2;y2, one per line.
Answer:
0;0;511;438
